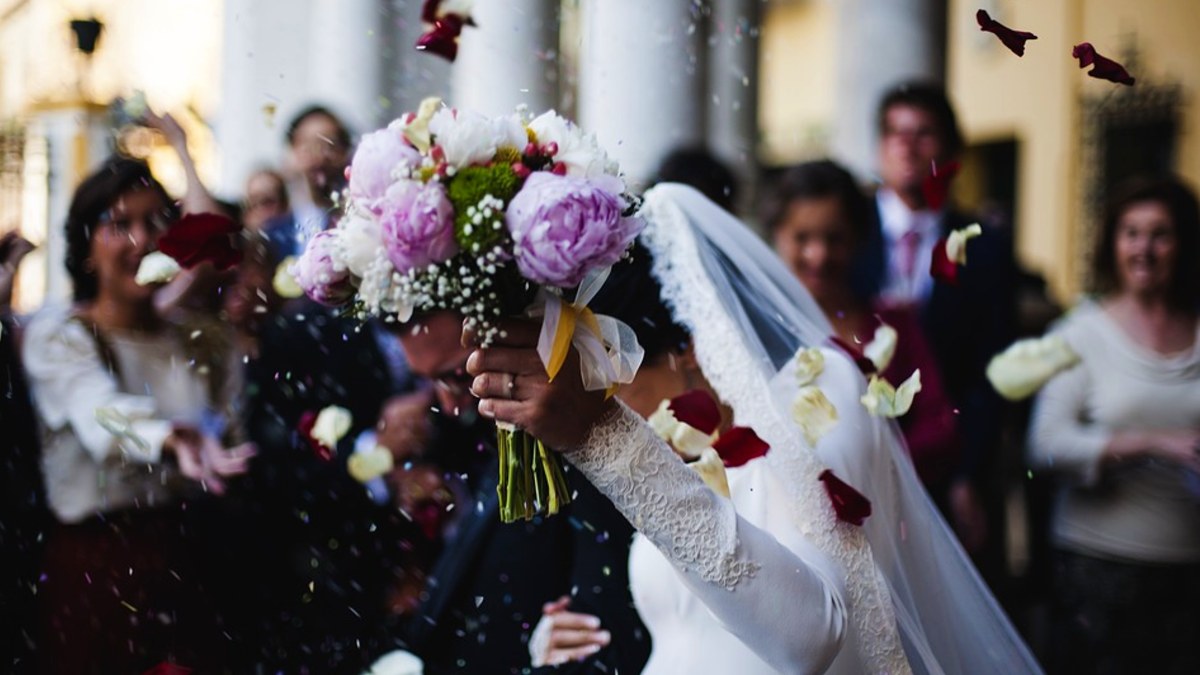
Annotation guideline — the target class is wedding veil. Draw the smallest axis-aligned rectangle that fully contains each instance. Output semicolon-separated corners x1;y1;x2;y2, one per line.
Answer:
636;183;1042;675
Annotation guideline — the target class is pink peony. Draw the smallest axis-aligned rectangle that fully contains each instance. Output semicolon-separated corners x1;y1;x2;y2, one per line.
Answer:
293;230;354;306
349;128;422;213
379;179;458;273
506;172;642;288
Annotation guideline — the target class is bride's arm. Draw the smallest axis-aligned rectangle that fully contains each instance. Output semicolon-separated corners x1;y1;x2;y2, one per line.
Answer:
566;400;848;674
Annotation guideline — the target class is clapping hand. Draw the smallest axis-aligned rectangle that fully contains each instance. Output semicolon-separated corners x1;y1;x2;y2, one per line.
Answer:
166;428;256;495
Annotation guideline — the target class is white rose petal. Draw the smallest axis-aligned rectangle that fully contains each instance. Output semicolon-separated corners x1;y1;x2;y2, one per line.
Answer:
864;323;899;372
791;385;839;446
946;223;983;265
94;407;152;456
335;214;383;278
273;256;303;299
348;445;395;484
135;251;181;286
429;108;503;168
690;448;731;499
364;649;424;675
311;405;353;449
670;423;718;461
861;371;922;418
987;334;1081;401
399;97;441;153
647;400;679;440
793;347;825;387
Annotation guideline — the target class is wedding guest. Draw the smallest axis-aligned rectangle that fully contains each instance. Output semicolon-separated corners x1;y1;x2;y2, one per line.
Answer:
0;231;46;669
22;157;254;674
264;105;352;258
1029;176;1200;675
242;168;290;231
851;81;1017;557
767;160;962;487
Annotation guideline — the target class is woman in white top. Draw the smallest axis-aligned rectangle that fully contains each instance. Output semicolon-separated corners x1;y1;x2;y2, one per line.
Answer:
1029;176;1200;675
22;157;253;674
469;185;1040;673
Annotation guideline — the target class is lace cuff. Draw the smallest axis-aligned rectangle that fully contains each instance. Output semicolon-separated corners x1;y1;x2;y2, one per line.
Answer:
566;401;757;590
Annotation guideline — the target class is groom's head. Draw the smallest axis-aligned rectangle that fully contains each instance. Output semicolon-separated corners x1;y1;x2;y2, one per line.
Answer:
393;311;476;418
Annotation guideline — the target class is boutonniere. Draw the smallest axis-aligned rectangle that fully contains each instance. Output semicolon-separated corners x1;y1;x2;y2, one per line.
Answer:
648;389;770;498
930;223;982;285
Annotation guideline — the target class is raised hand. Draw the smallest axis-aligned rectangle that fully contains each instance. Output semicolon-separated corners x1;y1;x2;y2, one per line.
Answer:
166;428;256;495
465;318;613;450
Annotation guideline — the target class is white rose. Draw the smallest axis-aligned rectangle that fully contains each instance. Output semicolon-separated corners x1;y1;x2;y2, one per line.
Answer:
348;445;395;483
397;97;441;154
311;405;353;449
493;113;529;152
861;371;922;418
791;385;839;446
793;347;825;387
528;110;619;180
987;334;1080;401
335;214;384;278
135;251;181;285
863;324;898;372
429;108;501;168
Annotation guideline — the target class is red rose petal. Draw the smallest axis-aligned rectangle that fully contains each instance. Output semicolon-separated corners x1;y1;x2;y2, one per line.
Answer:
819;470;872;526
298;410;334;461
712;426;770;468
920;160;959;211
156;212;242;270
976;9;1038;57
1072;42;1135;86
667;389;722;435
929;237;960;285
828;336;876;375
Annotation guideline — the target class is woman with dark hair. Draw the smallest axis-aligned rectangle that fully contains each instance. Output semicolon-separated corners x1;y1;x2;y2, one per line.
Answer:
765;160;962;490
1029;176;1200;674
22;156;253;673
498;184;1040;674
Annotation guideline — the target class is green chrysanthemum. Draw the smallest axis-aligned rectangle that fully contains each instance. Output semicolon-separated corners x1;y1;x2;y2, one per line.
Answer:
448;164;523;253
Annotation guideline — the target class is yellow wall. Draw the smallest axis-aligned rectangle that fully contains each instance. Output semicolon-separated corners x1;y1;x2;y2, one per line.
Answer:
759;0;836;164
761;0;1200;302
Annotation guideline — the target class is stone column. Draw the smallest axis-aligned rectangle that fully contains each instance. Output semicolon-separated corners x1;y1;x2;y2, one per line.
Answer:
385;0;453;115
707;0;762;210
832;0;946;178
578;0;705;187
309;0;388;132
451;0;560;116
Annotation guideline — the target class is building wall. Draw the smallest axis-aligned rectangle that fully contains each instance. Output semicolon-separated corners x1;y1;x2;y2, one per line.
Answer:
761;0;1200;302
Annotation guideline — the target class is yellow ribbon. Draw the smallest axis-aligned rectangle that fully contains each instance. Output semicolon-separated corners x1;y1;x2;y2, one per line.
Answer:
545;298;619;397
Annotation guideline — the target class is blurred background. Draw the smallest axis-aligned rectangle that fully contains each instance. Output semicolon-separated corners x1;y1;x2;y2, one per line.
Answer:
1;0;1197;315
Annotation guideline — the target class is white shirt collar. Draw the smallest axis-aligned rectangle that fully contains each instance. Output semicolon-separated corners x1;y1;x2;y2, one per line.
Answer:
877;188;940;240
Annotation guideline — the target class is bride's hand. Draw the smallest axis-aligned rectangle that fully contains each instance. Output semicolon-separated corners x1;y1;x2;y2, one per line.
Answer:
465;319;614;449
529;595;611;666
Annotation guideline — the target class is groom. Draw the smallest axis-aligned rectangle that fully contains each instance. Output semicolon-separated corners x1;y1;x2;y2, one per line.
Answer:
388;311;650;675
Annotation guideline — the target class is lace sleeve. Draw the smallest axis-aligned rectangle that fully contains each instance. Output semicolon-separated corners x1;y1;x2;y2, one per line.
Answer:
566;402;848;674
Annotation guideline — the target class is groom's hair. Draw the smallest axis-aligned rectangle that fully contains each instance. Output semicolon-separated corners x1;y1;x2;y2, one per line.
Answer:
590;241;690;362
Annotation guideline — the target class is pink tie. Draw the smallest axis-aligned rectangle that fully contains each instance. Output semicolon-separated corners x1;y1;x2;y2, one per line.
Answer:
897;228;921;281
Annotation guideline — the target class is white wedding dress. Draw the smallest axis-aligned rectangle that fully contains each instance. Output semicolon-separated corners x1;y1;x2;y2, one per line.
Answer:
564;184;1042;674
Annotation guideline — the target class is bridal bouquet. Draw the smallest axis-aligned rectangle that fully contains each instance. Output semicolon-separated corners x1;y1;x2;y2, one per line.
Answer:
293;98;645;522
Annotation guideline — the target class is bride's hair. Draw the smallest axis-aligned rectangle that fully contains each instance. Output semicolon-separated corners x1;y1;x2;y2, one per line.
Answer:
590;240;689;362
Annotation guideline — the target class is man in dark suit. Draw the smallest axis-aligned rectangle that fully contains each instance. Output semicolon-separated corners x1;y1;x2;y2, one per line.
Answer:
392;311;650;675
852;82;1017;571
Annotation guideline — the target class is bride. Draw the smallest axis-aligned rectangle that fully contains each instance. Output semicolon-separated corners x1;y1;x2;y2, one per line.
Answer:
466;183;1041;674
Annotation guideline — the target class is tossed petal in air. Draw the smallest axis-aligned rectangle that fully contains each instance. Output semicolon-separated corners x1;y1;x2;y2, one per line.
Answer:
348;445;396;483
135;251;181;286
976;9;1038;57
864;323;898;373
792;385;839;446
156;212;242;270
861;371;922;418
921;160;960;211
930;224;982;285
712;426;770;468
793;347;825;387
690;447;732;498
1072;42;1135;86
819;469;872;526
987;334;1080;401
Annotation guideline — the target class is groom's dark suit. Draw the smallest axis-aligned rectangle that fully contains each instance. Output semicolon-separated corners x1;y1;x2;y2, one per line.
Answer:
404;416;650;675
